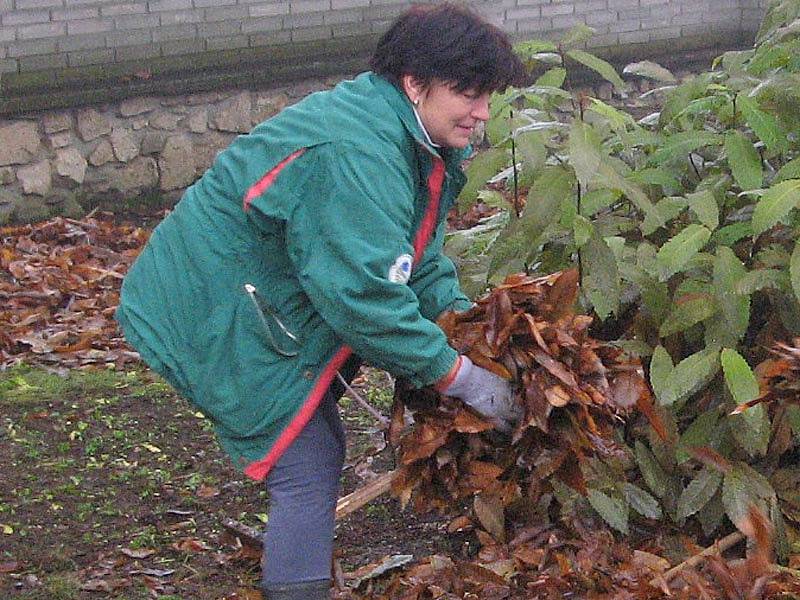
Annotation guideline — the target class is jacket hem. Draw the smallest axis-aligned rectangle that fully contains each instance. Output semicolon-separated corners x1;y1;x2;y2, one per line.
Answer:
243;345;353;481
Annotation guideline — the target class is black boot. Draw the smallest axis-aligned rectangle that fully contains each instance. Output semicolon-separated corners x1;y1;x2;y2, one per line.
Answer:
262;579;330;600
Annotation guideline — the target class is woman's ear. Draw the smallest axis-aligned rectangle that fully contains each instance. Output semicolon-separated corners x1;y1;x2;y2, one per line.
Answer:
400;74;424;106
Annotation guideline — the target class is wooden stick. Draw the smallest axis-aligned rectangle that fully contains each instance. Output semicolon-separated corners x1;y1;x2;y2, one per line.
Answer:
650;531;745;587
335;470;395;520
221;516;263;548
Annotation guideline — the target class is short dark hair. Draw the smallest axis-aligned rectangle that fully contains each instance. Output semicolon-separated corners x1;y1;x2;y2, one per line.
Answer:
370;3;527;94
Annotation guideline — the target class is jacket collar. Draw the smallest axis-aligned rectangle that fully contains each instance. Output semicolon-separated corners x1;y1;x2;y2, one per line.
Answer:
368;72;471;171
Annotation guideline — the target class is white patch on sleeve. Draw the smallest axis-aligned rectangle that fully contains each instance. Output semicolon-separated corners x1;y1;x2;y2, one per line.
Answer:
388;253;413;284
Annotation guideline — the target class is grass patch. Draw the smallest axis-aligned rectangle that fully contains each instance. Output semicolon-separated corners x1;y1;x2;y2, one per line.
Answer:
0;365;167;407
14;572;80;600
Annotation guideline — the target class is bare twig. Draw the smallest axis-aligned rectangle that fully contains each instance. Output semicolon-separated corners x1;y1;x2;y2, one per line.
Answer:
337;372;389;428
649;531;745;587
221;516;263;548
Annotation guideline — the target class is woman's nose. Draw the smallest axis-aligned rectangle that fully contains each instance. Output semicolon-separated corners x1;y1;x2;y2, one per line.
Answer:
472;95;491;121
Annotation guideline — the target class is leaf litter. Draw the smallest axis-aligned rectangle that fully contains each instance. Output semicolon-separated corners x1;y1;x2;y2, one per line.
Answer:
0;213;148;370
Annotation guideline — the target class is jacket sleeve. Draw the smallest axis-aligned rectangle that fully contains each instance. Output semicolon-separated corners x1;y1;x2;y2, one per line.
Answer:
408;219;473;321
283;143;458;388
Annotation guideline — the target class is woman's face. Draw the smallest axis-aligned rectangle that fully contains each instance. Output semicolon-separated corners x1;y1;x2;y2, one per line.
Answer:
402;76;491;149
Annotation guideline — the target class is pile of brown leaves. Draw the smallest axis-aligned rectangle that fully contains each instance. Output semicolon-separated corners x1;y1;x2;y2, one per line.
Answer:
0;215;148;370
389;269;653;518
348;270;800;599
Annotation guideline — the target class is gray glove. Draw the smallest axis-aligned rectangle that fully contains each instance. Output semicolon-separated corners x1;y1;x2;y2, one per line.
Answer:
441;355;522;433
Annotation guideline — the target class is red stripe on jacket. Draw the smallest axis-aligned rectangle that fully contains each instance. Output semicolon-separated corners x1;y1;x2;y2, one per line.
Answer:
244;153;448;481
413;158;445;262
244;346;353;481
242;148;306;212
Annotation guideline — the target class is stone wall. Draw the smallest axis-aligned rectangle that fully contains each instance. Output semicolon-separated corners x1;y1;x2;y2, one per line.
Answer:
0;77;334;223
0;67;692;224
1;0;765;114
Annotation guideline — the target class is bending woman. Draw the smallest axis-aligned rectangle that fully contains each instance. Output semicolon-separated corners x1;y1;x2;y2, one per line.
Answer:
116;4;526;598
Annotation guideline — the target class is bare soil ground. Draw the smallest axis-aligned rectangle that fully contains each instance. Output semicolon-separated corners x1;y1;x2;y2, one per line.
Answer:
0;365;459;599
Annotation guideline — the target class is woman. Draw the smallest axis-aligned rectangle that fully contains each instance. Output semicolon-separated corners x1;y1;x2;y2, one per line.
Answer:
116;4;526;598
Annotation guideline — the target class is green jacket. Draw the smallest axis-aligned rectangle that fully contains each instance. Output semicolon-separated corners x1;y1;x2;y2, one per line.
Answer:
116;72;472;479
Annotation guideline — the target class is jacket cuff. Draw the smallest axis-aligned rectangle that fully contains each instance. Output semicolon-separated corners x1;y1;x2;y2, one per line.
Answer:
409;343;459;388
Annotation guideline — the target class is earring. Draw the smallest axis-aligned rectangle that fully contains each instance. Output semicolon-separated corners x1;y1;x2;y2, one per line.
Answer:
413;97;419;107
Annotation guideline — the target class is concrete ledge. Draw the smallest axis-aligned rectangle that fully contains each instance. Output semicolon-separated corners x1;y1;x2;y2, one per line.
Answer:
0;28;755;117
0;33;379;116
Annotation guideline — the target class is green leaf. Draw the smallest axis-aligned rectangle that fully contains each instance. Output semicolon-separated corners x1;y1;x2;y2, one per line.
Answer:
488;167;574;275
712;247;750;345
776;156;800;183
721;348;760;406
587;489;629;534
623;483;662;519
659;73;713;126
751;179;800;235
514;40;558;57
696;492;726;537
734;268;785;294
486;101;528;146
642;196;687;236
677;467;723;520
658;296;717;338
660;347;720;407
458;148;508;210
476;190;513;211
622;60;676;82
738;95;787;152
516;131;547;178
581;234;620;319
560;23;596;48
725;131;763;191
589;98;636;133
634;441;668;498
677;409;721;464
649;345;674;406
655;224;712;281
790;239;800;305
640;279;671;325
686;189;719;230
572;214;594;248
710;222;753;247
535;67;567;88
722;462;777;534
569;120;603;188
787;405;800;436
629;168;682;192
650;131;723;165
580;188;620;216
566;49;625;90
594;161;662;227
729;403;770;458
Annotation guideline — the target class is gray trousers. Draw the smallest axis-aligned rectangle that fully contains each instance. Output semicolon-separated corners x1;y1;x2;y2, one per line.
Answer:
262;364;357;587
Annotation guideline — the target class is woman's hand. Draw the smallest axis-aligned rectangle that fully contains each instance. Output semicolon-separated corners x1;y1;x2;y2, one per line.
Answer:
436;355;522;433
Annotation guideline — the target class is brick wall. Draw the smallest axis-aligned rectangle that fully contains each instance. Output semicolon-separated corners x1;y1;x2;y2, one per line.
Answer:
0;0;767;77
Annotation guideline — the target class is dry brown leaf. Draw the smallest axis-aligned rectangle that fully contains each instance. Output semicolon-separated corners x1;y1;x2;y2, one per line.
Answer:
545;384;570;407
473;493;505;543
120;547;156;559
